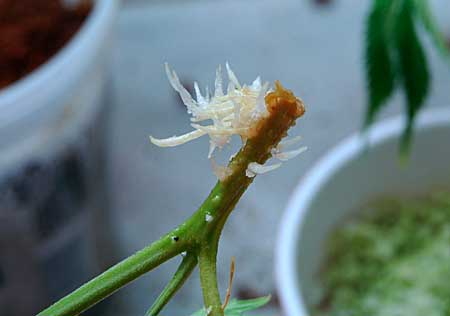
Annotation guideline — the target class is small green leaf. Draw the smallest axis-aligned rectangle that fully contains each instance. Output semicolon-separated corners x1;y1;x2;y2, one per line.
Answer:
190;308;206;316
364;0;397;127
190;295;271;316
225;295;271;313
414;0;450;60
394;0;430;153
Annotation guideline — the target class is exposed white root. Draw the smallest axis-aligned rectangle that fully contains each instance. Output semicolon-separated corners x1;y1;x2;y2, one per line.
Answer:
151;63;270;162
277;135;303;151
211;158;232;181
245;162;282;178
272;146;307;161
150;129;206;147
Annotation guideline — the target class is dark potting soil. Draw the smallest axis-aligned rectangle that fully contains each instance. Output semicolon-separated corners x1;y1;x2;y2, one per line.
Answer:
0;0;92;89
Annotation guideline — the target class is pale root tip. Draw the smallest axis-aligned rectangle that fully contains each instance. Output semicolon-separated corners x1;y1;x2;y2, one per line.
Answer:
246;162;282;178
149;129;207;147
149;135;181;147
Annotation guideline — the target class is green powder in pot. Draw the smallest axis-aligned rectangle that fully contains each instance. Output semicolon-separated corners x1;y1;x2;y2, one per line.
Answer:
318;191;450;316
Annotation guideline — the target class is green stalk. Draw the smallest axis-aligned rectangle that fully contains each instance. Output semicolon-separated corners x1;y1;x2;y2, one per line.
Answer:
199;240;223;316
38;82;305;316
38;230;189;316
195;82;305;316
146;253;198;316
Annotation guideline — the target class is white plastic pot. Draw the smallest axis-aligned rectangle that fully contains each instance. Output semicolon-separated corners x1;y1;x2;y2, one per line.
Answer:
0;0;118;172
276;108;450;316
0;1;118;315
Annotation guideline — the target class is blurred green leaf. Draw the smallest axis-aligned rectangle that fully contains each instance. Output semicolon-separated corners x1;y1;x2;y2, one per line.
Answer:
414;0;450;60
394;0;430;153
364;0;396;127
363;0;450;156
190;295;271;316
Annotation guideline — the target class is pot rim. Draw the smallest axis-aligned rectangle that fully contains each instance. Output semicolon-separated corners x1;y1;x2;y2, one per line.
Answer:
275;107;450;316
0;0;119;127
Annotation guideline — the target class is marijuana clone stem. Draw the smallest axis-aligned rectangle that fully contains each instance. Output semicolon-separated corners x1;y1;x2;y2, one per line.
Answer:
38;81;304;316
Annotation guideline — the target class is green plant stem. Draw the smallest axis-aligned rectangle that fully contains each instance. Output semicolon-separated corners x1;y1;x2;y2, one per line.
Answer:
199;239;223;316
194;86;303;315
38;83;304;316
146;253;198;316
38;231;189;316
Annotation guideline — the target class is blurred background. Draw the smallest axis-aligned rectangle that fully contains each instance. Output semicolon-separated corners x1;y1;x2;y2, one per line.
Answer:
0;0;449;315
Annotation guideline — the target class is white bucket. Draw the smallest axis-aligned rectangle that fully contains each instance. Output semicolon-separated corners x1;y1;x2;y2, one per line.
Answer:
276;108;450;316
0;1;118;314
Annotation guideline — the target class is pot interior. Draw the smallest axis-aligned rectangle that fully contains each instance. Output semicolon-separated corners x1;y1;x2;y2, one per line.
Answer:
296;116;450;309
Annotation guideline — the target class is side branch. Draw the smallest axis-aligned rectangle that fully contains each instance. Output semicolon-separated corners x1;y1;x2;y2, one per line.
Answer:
146;252;198;316
38;231;189;316
199;238;223;316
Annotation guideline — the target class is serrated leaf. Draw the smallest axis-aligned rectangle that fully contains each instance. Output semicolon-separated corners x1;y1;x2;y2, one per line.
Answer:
364;0;397;127
190;295;271;316
414;0;450;60
394;0;430;153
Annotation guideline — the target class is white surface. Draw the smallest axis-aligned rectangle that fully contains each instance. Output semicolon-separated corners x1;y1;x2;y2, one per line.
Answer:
108;0;450;315
276;108;450;316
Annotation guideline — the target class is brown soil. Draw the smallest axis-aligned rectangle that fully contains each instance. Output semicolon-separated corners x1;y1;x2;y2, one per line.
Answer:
0;0;92;90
